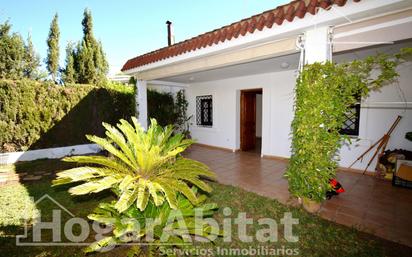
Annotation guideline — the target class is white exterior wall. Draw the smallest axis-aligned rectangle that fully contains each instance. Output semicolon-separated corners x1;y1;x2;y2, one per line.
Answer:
339;64;412;171
187;70;296;157
186;64;412;171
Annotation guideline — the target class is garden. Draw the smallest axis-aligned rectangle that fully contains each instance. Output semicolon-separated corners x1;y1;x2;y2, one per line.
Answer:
1;4;412;257
1;157;409;257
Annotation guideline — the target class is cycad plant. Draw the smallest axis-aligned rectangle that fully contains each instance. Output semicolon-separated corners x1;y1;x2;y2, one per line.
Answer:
86;188;219;255
52;117;218;254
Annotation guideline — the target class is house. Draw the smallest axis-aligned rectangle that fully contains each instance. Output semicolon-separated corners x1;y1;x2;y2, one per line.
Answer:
108;73;131;84
121;0;412;172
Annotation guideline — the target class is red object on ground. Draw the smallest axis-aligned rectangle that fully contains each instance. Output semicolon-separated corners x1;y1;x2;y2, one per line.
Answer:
327;178;345;199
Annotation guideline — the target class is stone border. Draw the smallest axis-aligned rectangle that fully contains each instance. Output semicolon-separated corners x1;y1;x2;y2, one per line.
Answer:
0;144;101;165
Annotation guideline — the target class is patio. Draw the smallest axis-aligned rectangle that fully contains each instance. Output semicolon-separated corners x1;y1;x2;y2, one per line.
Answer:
184;144;412;248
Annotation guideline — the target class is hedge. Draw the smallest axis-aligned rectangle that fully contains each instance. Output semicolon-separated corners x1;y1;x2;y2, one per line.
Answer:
0;79;135;152
147;89;177;127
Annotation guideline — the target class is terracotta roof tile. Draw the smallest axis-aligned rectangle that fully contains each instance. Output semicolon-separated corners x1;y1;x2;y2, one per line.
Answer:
275;7;285;25
257;16;266;31
265;11;275;28
121;0;359;71
233;23;241;38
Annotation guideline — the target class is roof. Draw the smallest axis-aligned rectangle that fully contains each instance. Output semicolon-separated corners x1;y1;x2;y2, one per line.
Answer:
122;0;359;71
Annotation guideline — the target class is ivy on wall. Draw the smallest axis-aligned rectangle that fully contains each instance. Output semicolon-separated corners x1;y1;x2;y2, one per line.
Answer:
285;48;412;202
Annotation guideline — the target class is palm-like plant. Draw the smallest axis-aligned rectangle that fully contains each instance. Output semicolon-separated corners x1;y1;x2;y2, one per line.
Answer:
85;188;219;255
53;117;216;213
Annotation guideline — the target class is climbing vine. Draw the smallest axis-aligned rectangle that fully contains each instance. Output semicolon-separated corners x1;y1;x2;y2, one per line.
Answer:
285;48;412;202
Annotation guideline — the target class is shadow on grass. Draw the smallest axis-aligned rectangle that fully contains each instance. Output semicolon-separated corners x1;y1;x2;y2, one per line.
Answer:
0;158;122;257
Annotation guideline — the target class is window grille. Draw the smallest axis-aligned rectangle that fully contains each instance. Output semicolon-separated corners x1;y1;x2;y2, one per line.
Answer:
196;95;213;126
340;103;360;136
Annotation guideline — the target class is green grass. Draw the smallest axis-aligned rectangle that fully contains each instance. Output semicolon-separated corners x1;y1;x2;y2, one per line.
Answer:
0;183;39;226
0;159;410;257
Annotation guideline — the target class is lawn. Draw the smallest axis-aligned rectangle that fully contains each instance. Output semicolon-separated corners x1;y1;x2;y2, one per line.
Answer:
0;159;410;257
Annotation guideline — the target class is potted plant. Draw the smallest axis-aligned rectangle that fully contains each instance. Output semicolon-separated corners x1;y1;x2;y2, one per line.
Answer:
285;48;412;213
301;197;321;213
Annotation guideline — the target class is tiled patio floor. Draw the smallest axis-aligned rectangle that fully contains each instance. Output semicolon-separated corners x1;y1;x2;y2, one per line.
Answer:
184;144;412;247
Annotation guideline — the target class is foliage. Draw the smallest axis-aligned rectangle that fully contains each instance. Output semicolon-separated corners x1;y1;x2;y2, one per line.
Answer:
285;48;412;202
0;79;135;152
62;42;76;84
23;34;41;80
46;14;60;82
0;21;40;80
53;118;216;212
85;189;219;254
147;89;176;127
174;89;192;138
53;119;217;255
147;89;191;137
71;8;108;84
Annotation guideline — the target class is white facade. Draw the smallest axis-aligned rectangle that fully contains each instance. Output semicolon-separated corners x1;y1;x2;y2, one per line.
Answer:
123;0;412;172
185;57;412;171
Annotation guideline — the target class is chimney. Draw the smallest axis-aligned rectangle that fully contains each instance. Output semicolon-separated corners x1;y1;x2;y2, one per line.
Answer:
166;20;174;46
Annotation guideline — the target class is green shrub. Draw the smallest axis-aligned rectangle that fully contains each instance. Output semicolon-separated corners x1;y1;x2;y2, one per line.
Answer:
147;88;191;136
285;48;412;202
53;118;218;254
147;89;176;127
0;79;135;152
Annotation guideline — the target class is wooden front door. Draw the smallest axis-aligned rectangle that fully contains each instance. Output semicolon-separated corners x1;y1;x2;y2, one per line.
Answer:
240;91;257;151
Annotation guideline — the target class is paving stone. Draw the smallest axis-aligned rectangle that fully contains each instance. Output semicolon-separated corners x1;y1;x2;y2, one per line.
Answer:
22;175;42;181
184;144;412;248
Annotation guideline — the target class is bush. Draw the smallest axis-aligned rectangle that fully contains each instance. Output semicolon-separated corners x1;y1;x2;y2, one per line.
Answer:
285;48;411;202
0;79;135;152
53;118;218;254
147;88;190;137
147;89;176;127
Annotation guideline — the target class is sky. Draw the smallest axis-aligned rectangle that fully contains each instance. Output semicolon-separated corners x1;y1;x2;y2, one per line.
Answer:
0;0;290;76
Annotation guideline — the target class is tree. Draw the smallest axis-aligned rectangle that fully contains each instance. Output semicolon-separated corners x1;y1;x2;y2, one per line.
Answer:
76;40;95;83
95;40;109;83
81;8;94;45
46;13;60;82
74;8;108;84
23;33;40;79
62;42;76;83
0;21;26;79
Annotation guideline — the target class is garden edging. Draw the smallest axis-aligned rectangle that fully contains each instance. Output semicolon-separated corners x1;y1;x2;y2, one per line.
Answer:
0;144;101;164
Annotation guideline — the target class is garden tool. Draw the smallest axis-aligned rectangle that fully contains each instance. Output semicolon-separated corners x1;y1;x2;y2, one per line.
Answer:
348;115;402;175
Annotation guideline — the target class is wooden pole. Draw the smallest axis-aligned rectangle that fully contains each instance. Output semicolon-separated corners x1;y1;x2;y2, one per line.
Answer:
348;116;402;174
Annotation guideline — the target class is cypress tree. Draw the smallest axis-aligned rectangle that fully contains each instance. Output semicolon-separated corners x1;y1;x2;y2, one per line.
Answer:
46;13;60;82
62;42;76;84
0;21;26;79
82;9;94;45
24;33;40;79
75;8;108;84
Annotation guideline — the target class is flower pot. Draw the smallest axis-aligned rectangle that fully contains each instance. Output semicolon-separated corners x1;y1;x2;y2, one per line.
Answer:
302;197;321;213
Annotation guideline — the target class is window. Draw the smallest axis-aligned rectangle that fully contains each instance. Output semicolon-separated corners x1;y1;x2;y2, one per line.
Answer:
340;102;361;136
196;95;213;126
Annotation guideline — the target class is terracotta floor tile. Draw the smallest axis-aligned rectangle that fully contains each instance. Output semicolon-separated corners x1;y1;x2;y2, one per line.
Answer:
335;212;363;228
184;145;412;247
